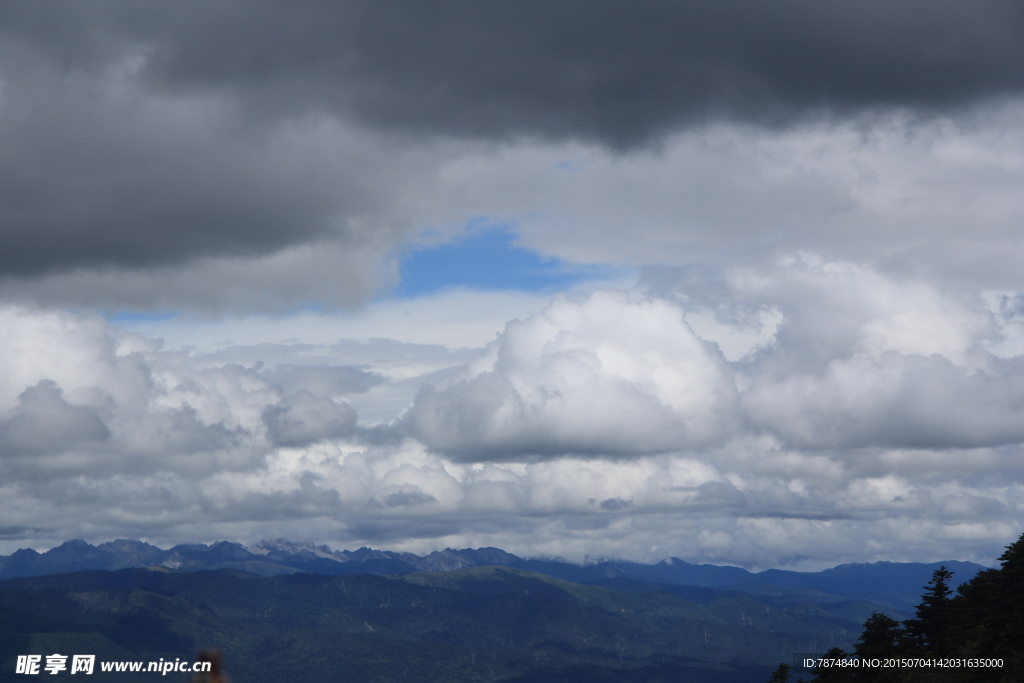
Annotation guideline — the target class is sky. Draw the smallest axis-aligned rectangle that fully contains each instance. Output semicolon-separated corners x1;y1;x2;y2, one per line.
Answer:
3;1;1024;570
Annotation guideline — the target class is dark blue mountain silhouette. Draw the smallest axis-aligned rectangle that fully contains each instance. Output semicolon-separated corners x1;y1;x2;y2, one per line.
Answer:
0;538;986;611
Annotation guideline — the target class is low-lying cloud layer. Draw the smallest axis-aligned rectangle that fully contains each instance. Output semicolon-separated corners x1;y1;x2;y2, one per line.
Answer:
3;259;1023;568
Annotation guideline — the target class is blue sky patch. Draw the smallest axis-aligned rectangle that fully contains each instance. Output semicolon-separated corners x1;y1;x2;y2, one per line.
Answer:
396;227;610;297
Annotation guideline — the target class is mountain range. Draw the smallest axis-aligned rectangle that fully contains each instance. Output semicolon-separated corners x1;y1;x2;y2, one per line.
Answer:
0;539;986;613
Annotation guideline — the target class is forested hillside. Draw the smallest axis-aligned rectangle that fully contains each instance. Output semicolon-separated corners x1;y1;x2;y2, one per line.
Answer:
1;565;878;683
769;533;1024;683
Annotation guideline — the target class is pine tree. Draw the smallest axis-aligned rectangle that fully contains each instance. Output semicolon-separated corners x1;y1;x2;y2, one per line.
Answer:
959;533;1024;680
767;662;793;682
855;612;903;659
847;533;1024;683
903;566;954;657
952;566;998;659
983;534;1024;658
852;612;904;681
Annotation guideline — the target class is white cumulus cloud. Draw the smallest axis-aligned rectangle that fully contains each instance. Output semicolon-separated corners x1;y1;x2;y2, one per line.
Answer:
408;291;739;459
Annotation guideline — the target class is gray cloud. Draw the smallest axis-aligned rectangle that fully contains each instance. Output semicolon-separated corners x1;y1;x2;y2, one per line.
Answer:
4;267;1024;568
261;363;384;397
693;481;748;510
113;1;1024;146
0;380;110;457
0;44;379;273
2;1;1024;304
744;354;1024;450
205;471;343;522
0;4;426;306
262;390;358;447
380;489;438;508
0;311;416;480
598;497;631;512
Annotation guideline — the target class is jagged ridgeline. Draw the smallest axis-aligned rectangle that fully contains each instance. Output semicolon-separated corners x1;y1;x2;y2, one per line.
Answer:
0;539;995;683
0;539;986;612
770;533;1024;683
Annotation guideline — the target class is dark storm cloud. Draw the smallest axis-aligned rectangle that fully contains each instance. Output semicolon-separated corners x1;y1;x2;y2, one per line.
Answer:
126;0;1024;145
0;61;372;277
3;0;1024;282
0;1;398;284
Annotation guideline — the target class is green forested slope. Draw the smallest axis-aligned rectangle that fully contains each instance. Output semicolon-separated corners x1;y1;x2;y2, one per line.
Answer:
0;565;890;683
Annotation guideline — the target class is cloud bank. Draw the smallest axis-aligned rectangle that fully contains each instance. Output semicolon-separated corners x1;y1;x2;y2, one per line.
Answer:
3;261;1023;568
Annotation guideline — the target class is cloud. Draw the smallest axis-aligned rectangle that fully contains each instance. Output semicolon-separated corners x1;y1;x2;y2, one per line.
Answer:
0;36;408;271
4;262;1024;568
4;2;1024;570
745;353;1024;450
260;364;384;398
714;257;1024;450
379;489;438;509
408;109;1024;293
4;2;1024;310
400;269;1024;460
408;291;739;459
63;0;1024;147
0;241;401;312
0;306;360;479
0;381;110;457
0;13;437;308
262;391;357;447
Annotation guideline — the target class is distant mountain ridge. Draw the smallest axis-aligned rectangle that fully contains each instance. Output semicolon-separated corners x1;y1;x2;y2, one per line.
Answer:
0;538;987;611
